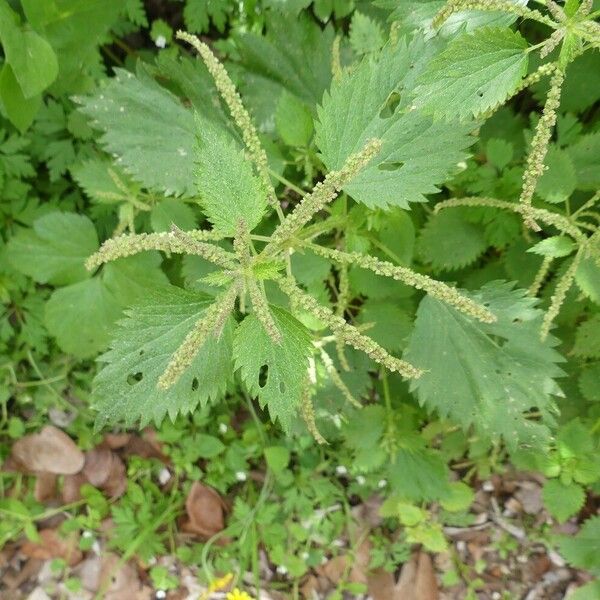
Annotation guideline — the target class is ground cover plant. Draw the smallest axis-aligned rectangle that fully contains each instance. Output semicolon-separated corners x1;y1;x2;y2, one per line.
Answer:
1;0;600;598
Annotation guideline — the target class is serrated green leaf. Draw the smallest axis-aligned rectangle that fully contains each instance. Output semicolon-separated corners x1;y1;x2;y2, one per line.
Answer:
417;208;487;271
440;481;475;512
543;479;585;523
93;286;233;428
150;199;196;232
537;146;577;203
388;446;450;501
349;12;384;55
45;254;169;358
233;307;312;432
576;257;600;304
573;316;600;359
71;159;131;204
78;67;197;197
486;138;513;170
527;236;575;259
7;212;98;285
404;281;565;448
316;36;474;208
45;278;121;359
196;117;267;235
414;27;529;120
567;132;600;191
236;13;333;108
559;516;600;574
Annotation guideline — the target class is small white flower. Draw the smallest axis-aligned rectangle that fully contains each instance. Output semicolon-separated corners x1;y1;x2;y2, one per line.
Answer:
158;468;171;485
332;539;344;548
155;35;167;48
235;471;247;482
156;591;166;599
301;551;309;560
355;475;366;486
335;465;348;476
82;530;93;539
377;479;387;488
219;423;228;434
276;565;288;575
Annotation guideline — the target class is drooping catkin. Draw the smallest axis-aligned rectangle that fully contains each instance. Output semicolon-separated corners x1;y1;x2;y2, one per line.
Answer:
279;277;423;379
247;277;283;344
434;197;586;244
157;284;239;389
432;0;556;29
519;67;564;231
319;348;361;408
175;31;278;208
265;139;382;252
335;263;351;371
529;256;553;298
540;252;582;341
233;219;251;266
309;245;496;323
300;385;327;445
86;230;232;271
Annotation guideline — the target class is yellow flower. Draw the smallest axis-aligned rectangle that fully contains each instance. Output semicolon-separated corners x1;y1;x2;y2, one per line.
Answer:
198;573;234;600
226;588;254;600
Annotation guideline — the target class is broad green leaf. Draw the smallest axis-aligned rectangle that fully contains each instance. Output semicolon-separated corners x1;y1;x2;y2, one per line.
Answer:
376;0;526;40
78;67;197;197
417;209;487;271
567;581;600;600
45;278;121;358
573;316;600;359
404;281;565;448
235;13;333;109
567;132;600;191
558;516;600;574
0;0;58;98
388;447;450;501
0;64;41;132
275;92;313;147
45;253;169;358
536;146;577;203
93;285;233;428
542;479;585;523
7;212;98;285
233;307;313;432
356;299;413;352
20;0;121;95
486;138;513;170
576;257;600;304
440;481;474;512
196;118;267;235
316;36;474;209
72;159;132;204
264;446;291;472
414;27;529;121
527;236;576;259
150;199;196;232
349;12;384;55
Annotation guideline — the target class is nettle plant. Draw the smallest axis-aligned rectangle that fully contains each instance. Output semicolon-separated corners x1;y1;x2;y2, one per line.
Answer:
23;1;595;468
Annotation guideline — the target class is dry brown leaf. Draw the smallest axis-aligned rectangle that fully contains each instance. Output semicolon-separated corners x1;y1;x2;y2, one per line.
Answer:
11;426;84;475
320;555;347;584
367;568;396;600
102;433;131;449
62;472;87;503
396;552;439;600
77;553;145;600
34;472;57;503
20;529;82;567
182;482;226;539
121;428;167;461
82;448;114;486
349;538;372;585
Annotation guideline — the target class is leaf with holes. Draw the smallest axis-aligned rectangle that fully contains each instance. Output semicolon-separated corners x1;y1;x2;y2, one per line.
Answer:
404;281;565;448
233;307;313;432
92;286;233;428
316;36;474;209
414;27;529;120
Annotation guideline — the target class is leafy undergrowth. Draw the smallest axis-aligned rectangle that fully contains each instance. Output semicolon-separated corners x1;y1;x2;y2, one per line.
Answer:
1;0;600;599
